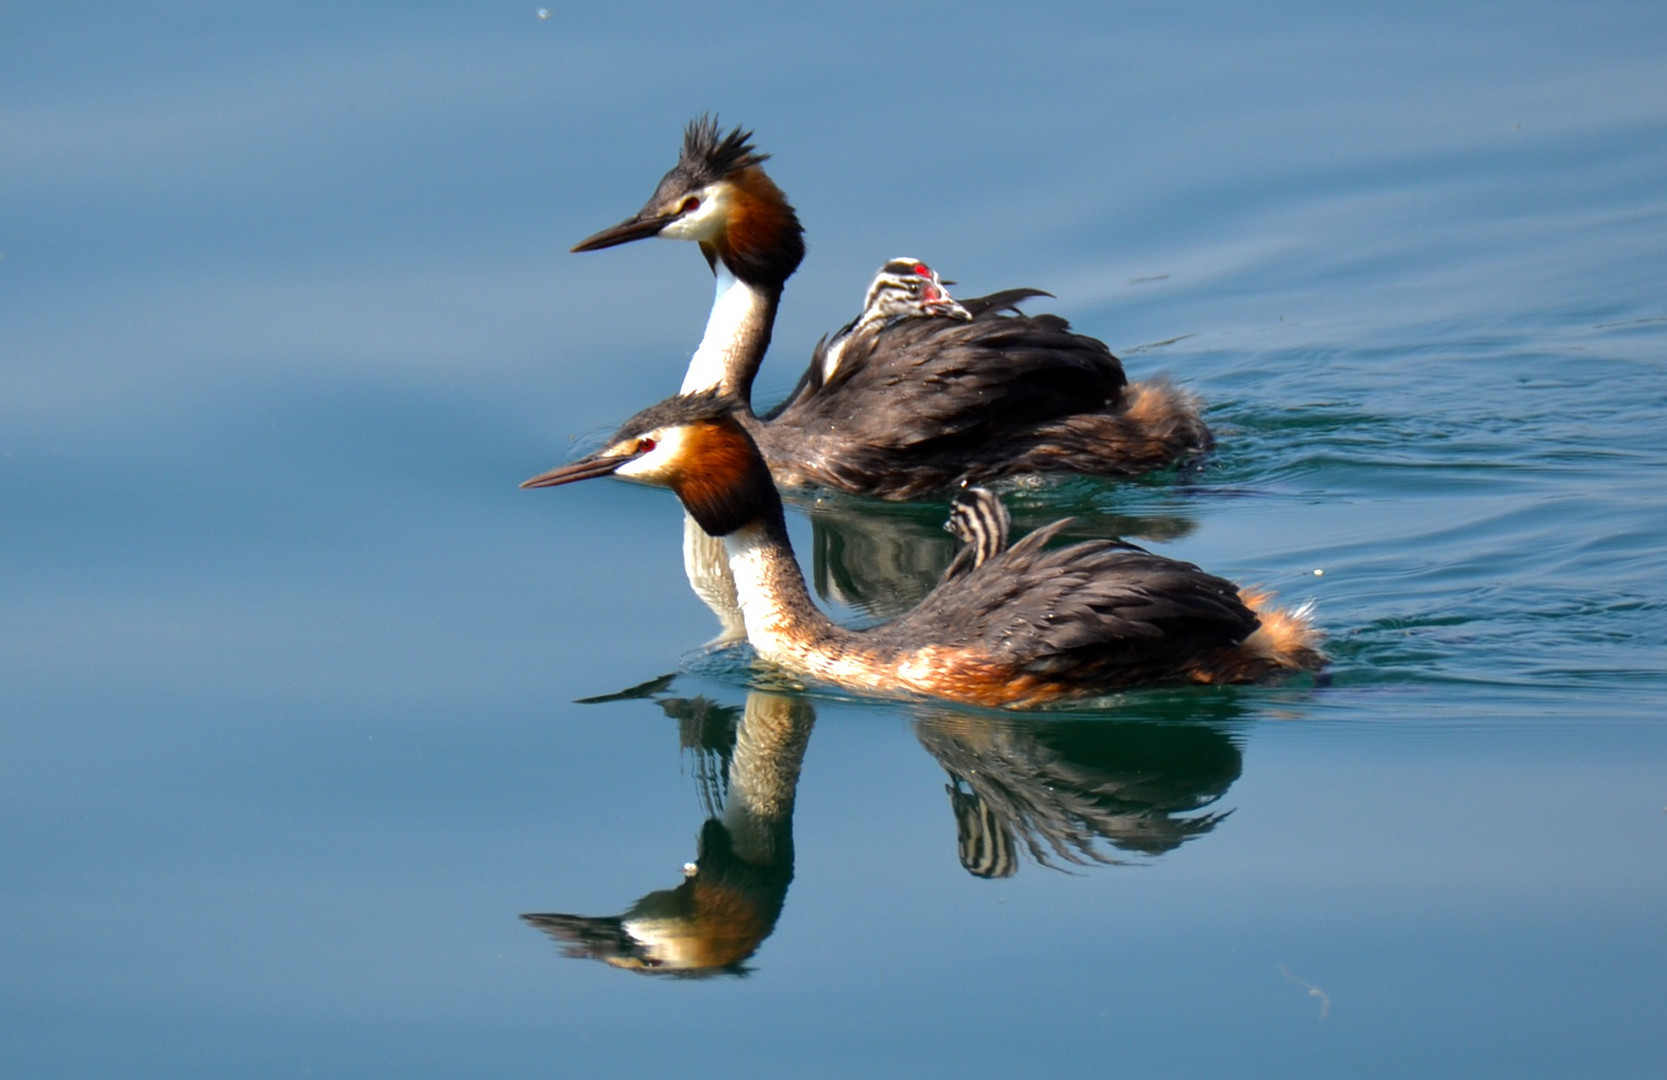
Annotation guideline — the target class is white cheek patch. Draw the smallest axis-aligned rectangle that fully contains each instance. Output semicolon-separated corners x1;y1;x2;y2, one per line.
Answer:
613;455;653;480
659;184;732;243
613;426;689;485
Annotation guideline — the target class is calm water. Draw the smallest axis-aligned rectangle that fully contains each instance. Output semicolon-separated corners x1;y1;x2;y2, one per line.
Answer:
5;2;1666;1076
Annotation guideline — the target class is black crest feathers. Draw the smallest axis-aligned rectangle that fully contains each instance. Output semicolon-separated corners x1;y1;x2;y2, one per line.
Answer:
679;115;769;185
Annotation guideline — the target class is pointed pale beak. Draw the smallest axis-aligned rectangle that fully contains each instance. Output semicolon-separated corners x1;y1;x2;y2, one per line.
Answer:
925;297;973;320
571;210;678;252
520;450;637;489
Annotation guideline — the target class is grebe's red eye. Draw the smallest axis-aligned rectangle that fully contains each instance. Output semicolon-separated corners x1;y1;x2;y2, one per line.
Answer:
679;197;700;215
637;438;656;454
913;263;930;276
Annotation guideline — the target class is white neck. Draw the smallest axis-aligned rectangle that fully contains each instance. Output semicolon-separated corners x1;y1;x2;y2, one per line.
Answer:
721;522;801;662
681;264;773;397
721;521;876;691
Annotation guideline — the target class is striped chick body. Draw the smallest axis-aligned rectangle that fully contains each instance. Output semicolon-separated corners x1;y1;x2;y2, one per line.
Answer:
944;486;1011;579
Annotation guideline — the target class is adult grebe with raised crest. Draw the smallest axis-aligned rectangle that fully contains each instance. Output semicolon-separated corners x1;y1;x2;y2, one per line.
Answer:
569;117;1210;500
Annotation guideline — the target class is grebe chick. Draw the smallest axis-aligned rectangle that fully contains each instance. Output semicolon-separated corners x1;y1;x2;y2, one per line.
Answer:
943;486;1010;580
570;116;1211;501
522;393;1323;708
815;258;972;383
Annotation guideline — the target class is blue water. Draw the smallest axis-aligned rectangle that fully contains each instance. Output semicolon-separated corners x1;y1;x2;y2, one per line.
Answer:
4;2;1666;1076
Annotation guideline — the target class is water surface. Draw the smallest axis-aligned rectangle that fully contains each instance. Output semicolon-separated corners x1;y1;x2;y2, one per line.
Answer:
4;2;1666;1076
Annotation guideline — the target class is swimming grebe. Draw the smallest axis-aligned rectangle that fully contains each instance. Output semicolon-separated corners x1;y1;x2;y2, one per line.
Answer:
570;117;1211;500
522;393;1321;707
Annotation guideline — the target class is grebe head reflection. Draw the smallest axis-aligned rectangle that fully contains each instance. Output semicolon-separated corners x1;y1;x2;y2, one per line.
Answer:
524;692;813;976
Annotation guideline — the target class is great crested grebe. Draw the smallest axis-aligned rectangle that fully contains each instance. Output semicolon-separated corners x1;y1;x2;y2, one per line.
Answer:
522;393;1321;707
570;117;1211;500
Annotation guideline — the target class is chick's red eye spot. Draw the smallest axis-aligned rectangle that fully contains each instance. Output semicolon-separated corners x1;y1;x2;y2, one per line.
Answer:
913;264;930;276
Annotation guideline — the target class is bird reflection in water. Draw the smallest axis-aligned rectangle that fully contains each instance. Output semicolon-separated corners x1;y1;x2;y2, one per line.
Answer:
529;473;1251;971
527;673;1252;974
809;492;1203;620
523;689;813;977
914;699;1246;878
